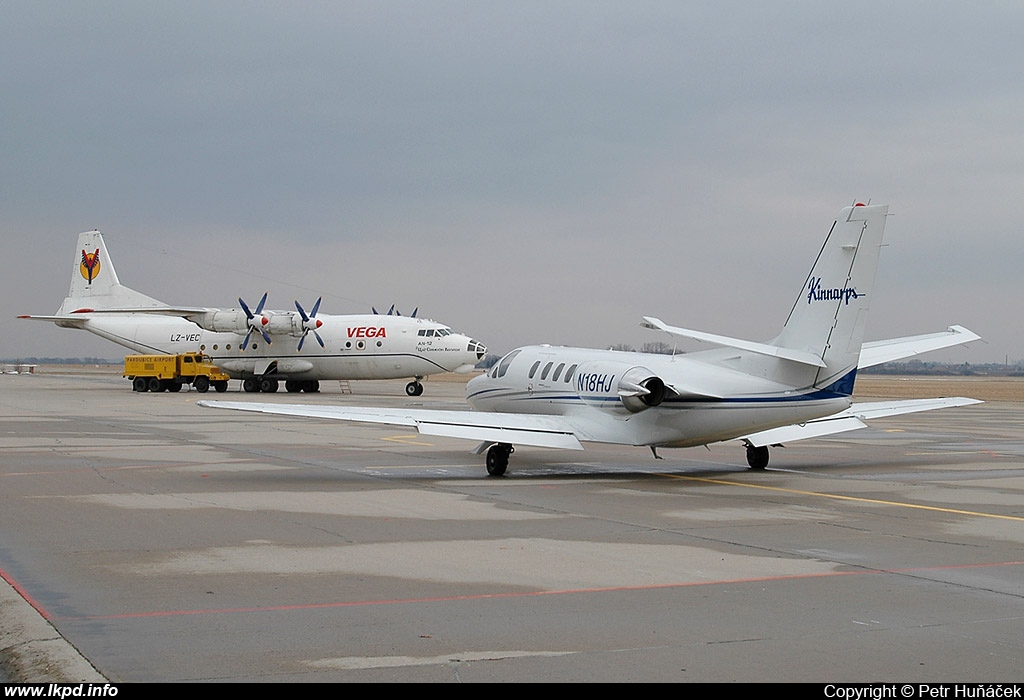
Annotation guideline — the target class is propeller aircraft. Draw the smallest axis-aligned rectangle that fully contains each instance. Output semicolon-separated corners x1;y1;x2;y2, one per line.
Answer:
20;231;487;395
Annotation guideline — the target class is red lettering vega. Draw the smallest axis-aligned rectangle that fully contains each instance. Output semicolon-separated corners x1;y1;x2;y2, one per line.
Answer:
347;327;386;338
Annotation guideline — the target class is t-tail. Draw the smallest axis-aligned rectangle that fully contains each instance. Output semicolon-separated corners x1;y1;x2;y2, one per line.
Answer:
55;230;167;314
771;202;889;396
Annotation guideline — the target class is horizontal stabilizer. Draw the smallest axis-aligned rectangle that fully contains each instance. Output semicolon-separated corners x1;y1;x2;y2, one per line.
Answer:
741;396;982;447
858;325;981;368
640;317;827;367
17;314;88;326
743;416;869;446
20;306;210;320
197;401;585;451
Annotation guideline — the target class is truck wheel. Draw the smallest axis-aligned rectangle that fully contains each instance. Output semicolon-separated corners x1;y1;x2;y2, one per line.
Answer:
194;376;210;393
214;381;228;393
133;377;148;392
168;382;182;393
147;377;162;392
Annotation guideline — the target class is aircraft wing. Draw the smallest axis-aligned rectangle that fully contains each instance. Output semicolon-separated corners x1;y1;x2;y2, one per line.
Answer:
740;396;983;447
197;401;585;450
858;325;981;368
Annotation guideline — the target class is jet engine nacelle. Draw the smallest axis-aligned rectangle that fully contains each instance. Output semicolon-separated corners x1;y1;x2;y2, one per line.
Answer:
573;361;667;414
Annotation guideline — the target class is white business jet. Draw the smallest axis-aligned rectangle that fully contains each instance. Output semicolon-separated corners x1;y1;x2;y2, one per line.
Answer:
20;231;487;395
200;203;981;474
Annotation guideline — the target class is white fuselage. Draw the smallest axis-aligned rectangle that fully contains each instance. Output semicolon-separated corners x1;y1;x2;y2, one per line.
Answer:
466;345;852;448
70;312;485;380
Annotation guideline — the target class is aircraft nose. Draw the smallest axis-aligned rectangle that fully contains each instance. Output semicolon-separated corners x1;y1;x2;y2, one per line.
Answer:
467;338;487;360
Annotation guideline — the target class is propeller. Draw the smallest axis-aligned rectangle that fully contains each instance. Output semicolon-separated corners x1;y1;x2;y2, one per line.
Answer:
239;292;272;350
295;297;324;351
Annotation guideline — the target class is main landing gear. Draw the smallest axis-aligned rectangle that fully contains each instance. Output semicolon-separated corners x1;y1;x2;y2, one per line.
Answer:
486;443;514;477
243;377;278;393
745;443;770;470
241;377;321;393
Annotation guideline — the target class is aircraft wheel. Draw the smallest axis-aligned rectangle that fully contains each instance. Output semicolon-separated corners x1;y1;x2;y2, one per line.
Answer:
194;376;210;393
147;377;162;393
260;378;279;393
243;378;259;393
214;381;229;393
486;443;513;477
406;381;423;397
133;377;148;392
746;445;769;470
303;380;320;393
285;380;300;393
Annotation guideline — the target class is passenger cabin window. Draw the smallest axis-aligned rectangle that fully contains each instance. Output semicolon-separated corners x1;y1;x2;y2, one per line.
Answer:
564;364;577;382
528;361;541;379
552;363;565;382
540;362;553;380
496;349;522;378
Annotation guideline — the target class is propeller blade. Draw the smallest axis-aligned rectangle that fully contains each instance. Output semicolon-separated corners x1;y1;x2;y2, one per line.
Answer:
239;293;271;347
296;297;324;352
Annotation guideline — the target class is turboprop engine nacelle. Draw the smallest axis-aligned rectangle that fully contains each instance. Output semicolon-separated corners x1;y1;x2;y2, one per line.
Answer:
573;361;667;414
190;310;304;337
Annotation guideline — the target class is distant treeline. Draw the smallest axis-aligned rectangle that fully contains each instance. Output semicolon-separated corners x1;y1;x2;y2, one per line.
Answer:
861;360;1024;377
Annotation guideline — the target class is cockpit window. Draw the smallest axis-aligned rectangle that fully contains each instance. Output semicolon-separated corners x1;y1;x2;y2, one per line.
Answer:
496;349;522;378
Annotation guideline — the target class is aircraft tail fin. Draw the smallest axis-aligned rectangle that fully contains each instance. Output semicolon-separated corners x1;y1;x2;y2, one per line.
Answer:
772;202;889;394
56;231;167;314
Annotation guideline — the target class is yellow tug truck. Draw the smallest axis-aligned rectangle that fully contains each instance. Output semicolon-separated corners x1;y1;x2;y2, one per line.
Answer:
124;352;231;393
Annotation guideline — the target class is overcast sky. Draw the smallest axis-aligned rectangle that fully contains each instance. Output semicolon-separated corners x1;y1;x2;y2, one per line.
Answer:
3;1;1021;364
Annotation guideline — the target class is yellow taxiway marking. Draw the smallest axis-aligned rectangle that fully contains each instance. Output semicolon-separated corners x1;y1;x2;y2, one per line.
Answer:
380;434;435;447
662;473;1024;523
